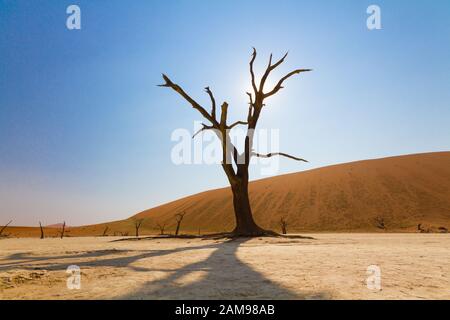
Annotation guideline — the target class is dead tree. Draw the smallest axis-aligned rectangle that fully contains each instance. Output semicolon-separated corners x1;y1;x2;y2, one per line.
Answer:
279;217;288;235
135;219;144;237
418;223;429;233
174;212;186;236
156;222;166;235
160;49;311;236
102;226;109;236
375;216;386;230
0;220;12;237
39;221;45;239
60;221;66;239
438;226;448;233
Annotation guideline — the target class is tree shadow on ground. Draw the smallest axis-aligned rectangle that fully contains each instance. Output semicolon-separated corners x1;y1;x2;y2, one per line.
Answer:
0;249;131;270
0;243;220;272
118;238;330;299
0;238;330;299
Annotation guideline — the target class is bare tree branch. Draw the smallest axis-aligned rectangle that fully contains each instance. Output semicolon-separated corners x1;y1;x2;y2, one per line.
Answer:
192;123;214;139
217;102;236;169
246;92;254;105
246;92;254;122
219;102;228;127
249;48;258;95
270;51;289;70
159;74;218;126
252;151;308;162
259;51;289;92
204;86;216;120
264;69;312;98
228;121;248;129
158;74;240;179
0;220;12;236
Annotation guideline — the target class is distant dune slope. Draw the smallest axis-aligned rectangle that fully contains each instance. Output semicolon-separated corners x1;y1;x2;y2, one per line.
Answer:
129;152;450;233
4;152;450;237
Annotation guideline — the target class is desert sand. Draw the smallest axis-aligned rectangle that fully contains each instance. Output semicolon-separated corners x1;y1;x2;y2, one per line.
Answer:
1;234;449;300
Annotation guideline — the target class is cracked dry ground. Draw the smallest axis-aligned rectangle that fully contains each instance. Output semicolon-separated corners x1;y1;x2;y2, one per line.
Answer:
0;234;449;299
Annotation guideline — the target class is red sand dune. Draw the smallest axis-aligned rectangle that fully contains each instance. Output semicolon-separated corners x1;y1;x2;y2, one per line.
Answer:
4;152;450;237
46;223;67;228
131;151;450;233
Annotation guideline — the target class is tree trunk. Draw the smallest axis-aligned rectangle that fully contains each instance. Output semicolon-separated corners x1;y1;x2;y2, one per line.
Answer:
0;220;12;236
175;222;180;236
61;222;66;239
230;179;265;236
39;222;44;239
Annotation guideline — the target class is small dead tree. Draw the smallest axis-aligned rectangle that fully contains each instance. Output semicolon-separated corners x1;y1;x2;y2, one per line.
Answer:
60;221;66;239
279;217;288;235
375;216;386;230
174;212;186;236
156;222;166;235
0;220;12;237
102;226;109;236
135;219;144;237
159;49;311;236
418;223;429;233
438;226;448;233
39;221;45;239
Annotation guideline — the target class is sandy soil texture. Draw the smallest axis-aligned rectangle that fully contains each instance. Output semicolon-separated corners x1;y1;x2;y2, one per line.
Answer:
0;234;449;300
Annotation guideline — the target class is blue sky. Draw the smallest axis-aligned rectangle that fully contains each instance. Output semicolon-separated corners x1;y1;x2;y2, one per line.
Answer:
1;0;449;226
